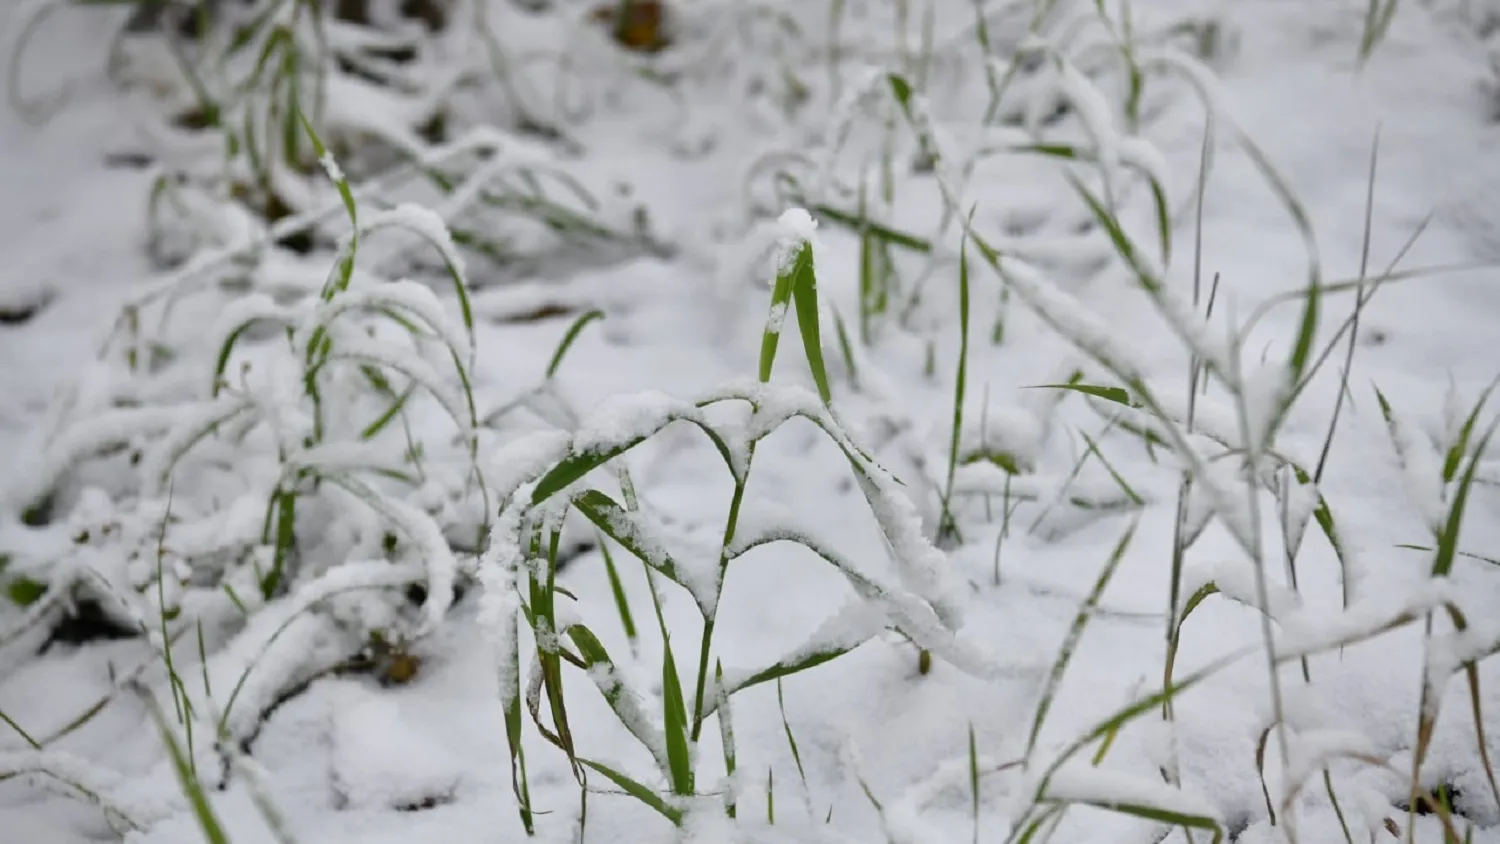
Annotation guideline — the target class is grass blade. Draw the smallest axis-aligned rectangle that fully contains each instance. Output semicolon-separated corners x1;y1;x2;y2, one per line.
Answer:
579;757;683;825
138;688;231;844
598;536;638;645
776;679;808;790
1025;519;1139;761
546;309;605;379
661;636;694;795
786;242;833;404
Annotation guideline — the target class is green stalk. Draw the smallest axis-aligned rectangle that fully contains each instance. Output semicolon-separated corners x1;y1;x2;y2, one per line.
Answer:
690;448;754;741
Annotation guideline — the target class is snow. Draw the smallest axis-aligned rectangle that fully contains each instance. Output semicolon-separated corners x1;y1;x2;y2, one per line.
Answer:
329;693;461;812
6;2;1500;844
773;208;819;277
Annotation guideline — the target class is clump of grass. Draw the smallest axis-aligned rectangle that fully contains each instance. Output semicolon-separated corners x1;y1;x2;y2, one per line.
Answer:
477;208;984;829
10;0;651;281
0;119;504;824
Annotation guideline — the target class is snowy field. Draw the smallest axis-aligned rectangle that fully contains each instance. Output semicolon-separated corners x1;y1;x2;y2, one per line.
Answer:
2;1;1500;843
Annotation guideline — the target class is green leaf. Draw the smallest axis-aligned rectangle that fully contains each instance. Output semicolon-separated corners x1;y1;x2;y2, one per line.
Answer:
1432;414;1500;579
213;316;287;396
1032;383;1137;407
717;661;737;818
532;417;734;504
360;385;416;440
938;231;972;545
1069;177;1153;292
887;73;914;108
0;708;40;750
598;537;638;643
1011;143;1081;159
1441;381;1498;484
297;109;355;230
1026;519;1138;760
141;692;232;844
759;248;800;385
573;491;688;592
813;204;932;253
788;242;833;404
5;577;46;607
776;679;807;789
547;309;605;379
1042;795;1222;844
832;305;859;384
579;757;683;825
534;445;648;504
661;635;694;796
727;644;857;695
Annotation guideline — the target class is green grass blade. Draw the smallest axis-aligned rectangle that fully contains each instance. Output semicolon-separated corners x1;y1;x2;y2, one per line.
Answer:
938;232;973;545
1432;414;1500;578
813;204;932;253
785;242;833;404
661;635;694;796
1026;519;1138;760
579;758;683;825
140;690;232;844
1032;383;1138;408
532;418;734;504
759;252;798;384
717;661;737;818
0;709;40;750
832;305;859;385
767;767;775;825
728;644;859;695
598;536;638;644
1044;794;1222;844
546;309;605;379
572;490;687;589
776;679;808;789
297;108;355;229
1442;381;1498;484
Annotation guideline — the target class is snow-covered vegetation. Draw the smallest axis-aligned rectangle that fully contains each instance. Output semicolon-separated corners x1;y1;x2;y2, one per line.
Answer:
3;1;1500;843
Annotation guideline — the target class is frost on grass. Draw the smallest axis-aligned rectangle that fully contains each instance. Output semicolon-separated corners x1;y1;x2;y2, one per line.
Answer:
483;431;573;503
313;279;474;360
591;496;718;612
571;390;703;458
4;405;187;514
581;659;671;775
715;598;887;694
328;478;459;629
0;748;168;831
951;408;1047;480
317;150;346;187
1281;728;1378;804
764;300;789;336
359;202;469;285
1177;558;1302;623
1381;400;1448;533
209;561;424;742
326;334;474;437
771;207;819;276
994;257;1148;385
1042;763;1220;824
1056;57;1122;168
1275;579;1453;662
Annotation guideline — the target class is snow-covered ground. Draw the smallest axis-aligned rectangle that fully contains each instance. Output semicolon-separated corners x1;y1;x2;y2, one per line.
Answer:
3;1;1500;843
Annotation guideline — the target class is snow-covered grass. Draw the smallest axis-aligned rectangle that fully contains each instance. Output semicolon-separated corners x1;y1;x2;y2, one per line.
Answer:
3;1;1500;844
